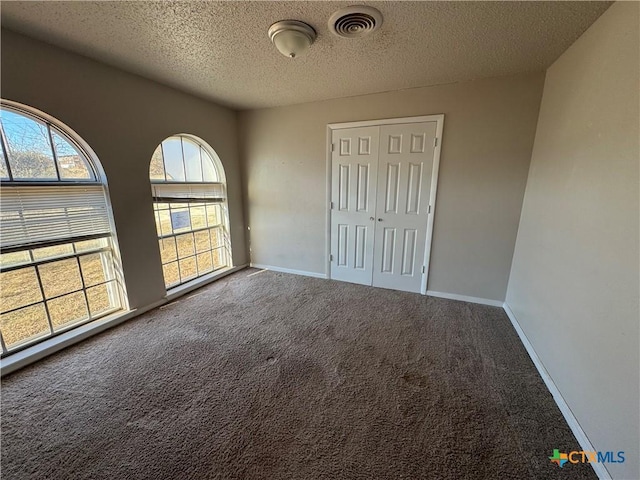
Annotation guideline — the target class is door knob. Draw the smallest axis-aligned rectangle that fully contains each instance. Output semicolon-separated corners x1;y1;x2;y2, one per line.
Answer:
377;218;383;222
369;217;375;221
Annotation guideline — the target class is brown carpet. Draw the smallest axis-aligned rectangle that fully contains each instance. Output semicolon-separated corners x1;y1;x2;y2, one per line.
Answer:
1;268;596;479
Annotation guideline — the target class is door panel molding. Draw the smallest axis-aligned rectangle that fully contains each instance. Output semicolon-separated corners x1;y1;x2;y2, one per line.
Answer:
329;126;380;286
372;122;436;293
326;114;444;294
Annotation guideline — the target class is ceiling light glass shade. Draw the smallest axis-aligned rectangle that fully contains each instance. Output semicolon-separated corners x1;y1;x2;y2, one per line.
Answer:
268;20;316;58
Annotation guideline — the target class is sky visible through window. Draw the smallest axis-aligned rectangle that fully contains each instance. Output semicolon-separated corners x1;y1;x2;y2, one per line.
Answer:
2;110;51;155
150;136;220;183
0;109;93;180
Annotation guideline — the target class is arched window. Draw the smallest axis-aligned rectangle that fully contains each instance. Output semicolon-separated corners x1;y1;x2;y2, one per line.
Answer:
150;135;231;289
0;101;125;354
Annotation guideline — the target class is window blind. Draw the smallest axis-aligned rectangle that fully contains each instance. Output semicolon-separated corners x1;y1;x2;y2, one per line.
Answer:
0;184;111;250
151;183;226;203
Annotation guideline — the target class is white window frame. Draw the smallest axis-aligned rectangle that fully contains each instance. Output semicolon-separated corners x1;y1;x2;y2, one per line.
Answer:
150;134;233;290
0;100;128;356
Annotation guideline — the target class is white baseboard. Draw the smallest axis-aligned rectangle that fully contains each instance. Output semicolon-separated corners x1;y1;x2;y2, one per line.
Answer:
426;290;504;307
502;303;611;480
249;263;327;279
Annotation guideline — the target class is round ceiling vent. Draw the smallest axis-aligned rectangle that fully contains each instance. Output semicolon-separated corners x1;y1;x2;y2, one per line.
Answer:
328;5;383;38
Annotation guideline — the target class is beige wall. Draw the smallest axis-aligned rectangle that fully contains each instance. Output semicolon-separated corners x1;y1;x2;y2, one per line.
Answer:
506;3;639;479
1;30;247;309
239;73;545;301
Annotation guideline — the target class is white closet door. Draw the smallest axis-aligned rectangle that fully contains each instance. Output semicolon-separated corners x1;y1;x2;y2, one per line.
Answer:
372;122;437;293
330;126;380;285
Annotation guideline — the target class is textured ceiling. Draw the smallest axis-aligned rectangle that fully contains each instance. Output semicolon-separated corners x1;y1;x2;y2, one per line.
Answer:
1;1;611;110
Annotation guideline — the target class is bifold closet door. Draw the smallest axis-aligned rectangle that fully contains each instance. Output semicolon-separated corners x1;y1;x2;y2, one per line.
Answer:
330;126;380;285
372;122;436;293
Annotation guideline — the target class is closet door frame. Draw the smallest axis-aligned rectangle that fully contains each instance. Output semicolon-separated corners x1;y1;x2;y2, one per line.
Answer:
326;114;444;294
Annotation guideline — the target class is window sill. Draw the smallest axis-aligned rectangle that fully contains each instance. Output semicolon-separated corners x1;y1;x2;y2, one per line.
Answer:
164;265;242;301
1;264;248;376
0;308;143;376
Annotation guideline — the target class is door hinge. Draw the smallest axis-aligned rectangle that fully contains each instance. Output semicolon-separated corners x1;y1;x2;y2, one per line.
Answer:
330;254;334;261
428;205;432;214
330;201;334;209
434;137;438;148
422;266;426;273
331;143;335;152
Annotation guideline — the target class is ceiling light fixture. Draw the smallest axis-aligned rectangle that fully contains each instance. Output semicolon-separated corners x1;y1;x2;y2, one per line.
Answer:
268;20;317;58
